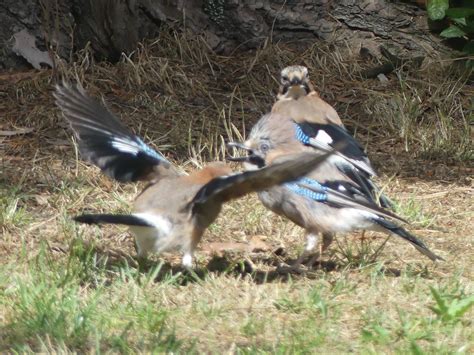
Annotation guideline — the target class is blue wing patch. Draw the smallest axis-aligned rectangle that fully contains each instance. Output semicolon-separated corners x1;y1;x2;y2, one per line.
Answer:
294;124;311;145
285;177;328;202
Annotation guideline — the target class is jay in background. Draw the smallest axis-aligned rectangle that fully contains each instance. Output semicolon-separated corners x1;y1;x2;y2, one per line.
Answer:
229;112;442;269
272;65;392;208
54;83;337;268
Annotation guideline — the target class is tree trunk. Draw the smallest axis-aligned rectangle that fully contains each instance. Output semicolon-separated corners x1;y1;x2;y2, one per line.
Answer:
0;0;443;70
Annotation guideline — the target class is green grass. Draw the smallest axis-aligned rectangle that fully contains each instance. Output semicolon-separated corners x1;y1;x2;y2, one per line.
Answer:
0;242;188;352
0;186;33;230
1;29;472;352
0;241;471;352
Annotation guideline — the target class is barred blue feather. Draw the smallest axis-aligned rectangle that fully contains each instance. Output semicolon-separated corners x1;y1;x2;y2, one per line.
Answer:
285;177;328;202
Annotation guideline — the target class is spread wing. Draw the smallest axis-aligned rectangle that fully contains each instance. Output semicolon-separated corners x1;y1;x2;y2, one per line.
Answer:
54;82;173;182
190;150;335;215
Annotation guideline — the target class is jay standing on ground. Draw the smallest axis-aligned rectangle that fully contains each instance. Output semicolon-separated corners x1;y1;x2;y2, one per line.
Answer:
228;66;442;269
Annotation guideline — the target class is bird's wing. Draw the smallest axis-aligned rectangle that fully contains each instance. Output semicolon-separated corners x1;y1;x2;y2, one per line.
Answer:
189;150;336;214
293;121;395;207
294;121;376;177
54;82;173;182
292;179;440;261
296;178;406;223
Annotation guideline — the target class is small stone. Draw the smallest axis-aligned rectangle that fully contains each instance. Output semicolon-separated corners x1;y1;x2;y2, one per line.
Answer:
377;73;389;84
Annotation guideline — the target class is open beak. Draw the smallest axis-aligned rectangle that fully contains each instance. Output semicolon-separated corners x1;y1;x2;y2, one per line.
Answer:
227;142;251;151
227;142;252;162
227;142;266;168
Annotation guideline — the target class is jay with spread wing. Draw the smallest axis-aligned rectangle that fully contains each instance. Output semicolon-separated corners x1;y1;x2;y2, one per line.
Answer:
55;83;337;267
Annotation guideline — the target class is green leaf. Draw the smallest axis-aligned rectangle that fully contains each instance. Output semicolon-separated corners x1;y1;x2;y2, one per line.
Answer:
427;0;449;20
463;18;474;33
445;8;474;18
440;25;467;38
410;340;425;355
449;295;474;319
453;17;467;26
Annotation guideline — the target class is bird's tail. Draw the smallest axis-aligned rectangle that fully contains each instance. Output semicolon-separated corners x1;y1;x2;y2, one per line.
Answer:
366;179;394;209
373;218;443;261
74;214;153;227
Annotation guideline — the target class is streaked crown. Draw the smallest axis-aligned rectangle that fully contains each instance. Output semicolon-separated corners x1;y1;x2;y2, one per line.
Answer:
278;65;314;99
280;65;309;86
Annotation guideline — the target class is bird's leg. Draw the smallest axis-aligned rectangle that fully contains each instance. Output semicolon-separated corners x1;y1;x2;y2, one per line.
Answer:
295;233;319;266
278;233;320;273
181;252;194;269
306;232;334;268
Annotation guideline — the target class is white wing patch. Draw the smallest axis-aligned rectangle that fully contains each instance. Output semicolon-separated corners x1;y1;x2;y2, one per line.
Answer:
315;129;333;144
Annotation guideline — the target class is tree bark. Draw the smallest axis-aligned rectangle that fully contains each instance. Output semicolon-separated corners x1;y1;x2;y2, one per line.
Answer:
0;0;442;70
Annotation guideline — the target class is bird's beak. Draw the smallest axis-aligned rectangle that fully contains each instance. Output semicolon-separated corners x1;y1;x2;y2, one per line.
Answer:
290;78;301;85
227;142;251;151
227;142;252;162
226;142;266;168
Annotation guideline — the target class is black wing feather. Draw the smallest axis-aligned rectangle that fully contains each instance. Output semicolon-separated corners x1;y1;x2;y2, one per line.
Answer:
74;214;153;227
191;150;336;214
298;122;374;175
296;121;394;208
54;82;170;182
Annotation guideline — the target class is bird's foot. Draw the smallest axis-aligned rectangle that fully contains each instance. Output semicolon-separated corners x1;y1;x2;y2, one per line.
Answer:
303;253;322;269
276;263;306;274
276;252;322;274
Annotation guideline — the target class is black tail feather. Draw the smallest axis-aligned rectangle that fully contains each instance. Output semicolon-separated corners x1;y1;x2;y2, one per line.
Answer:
366;179;394;210
374;218;443;261
74;214;153;227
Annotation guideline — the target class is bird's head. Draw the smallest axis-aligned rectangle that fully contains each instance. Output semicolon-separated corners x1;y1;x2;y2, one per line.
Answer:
227;117;275;170
278;65;314;99
227;114;298;170
227;139;269;171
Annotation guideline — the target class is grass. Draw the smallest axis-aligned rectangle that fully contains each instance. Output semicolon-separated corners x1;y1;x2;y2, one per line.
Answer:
1;27;473;352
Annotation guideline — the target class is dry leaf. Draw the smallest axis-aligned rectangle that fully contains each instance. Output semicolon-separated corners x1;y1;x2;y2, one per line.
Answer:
12;29;53;69
34;194;49;206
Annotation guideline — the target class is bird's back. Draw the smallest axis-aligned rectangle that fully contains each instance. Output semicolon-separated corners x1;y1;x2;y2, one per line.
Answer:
272;93;343;126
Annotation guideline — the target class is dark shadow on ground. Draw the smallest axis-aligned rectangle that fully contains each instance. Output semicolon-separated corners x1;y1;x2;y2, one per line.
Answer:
57;240;437;287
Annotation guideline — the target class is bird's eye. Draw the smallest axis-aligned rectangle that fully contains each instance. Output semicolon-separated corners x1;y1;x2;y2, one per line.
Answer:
281;75;289;82
260;142;270;152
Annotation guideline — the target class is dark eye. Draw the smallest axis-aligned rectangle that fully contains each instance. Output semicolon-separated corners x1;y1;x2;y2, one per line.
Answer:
281;75;289;82
260;142;270;152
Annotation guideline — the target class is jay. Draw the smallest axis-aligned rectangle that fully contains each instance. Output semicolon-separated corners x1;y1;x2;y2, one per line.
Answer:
272;65;392;208
54;83;336;267
229;113;442;269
